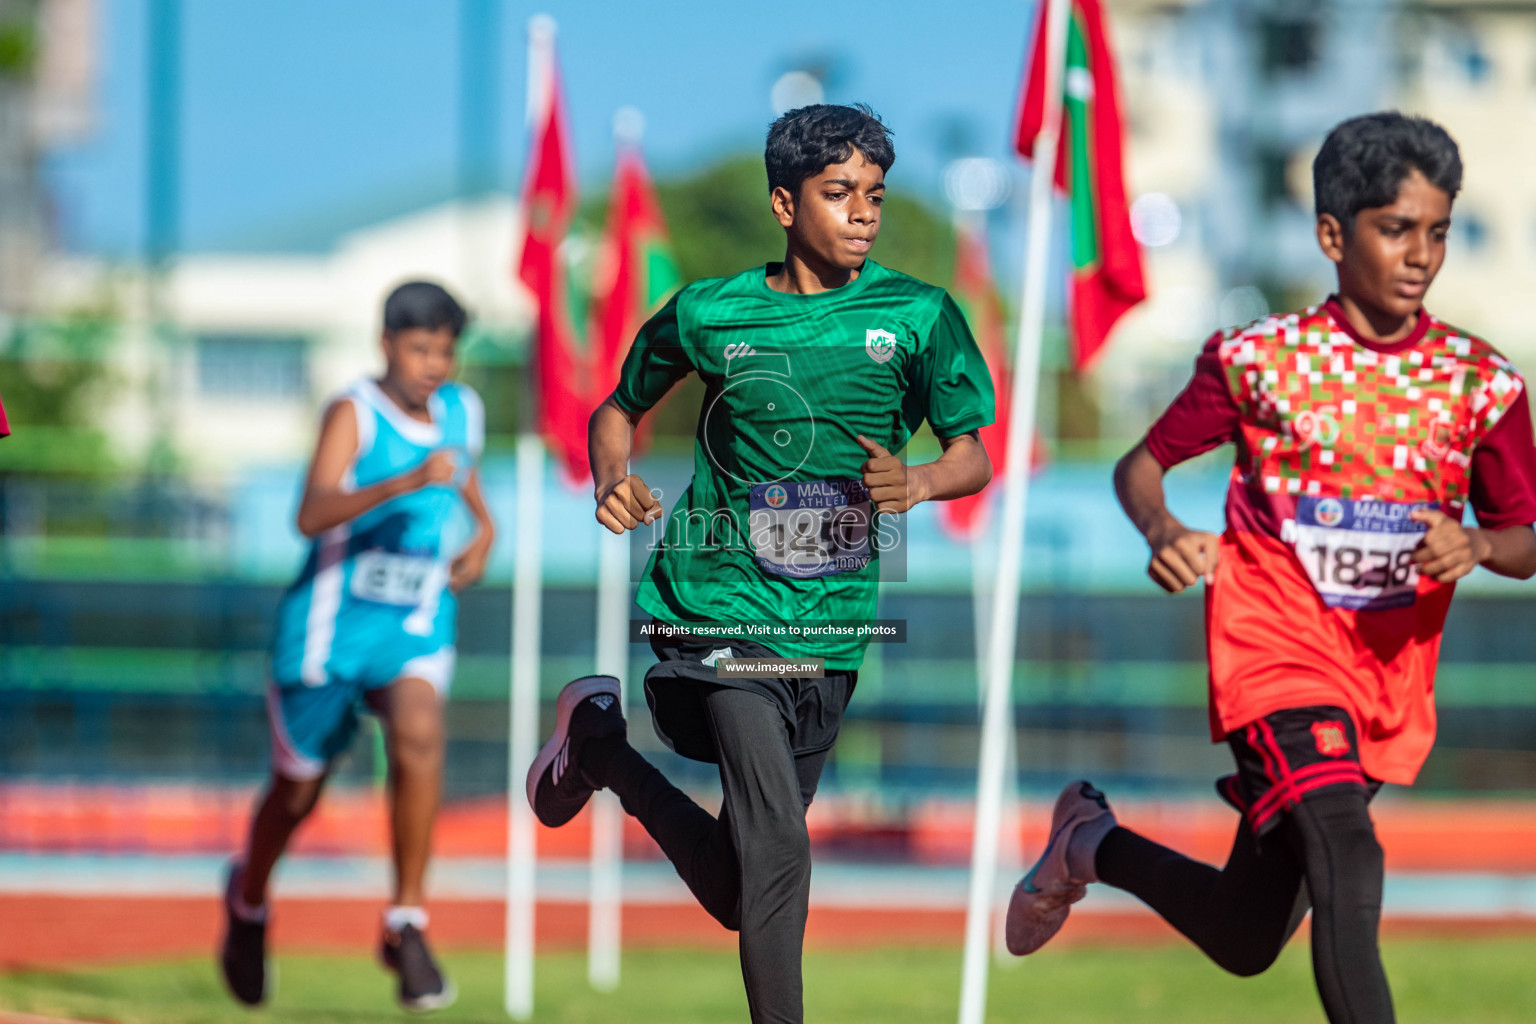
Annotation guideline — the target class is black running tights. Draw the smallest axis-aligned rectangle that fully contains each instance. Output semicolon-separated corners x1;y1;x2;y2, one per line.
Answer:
590;686;826;1024
1095;790;1392;1024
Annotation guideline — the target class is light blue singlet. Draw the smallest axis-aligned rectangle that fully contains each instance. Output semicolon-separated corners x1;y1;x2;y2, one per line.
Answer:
268;378;483;777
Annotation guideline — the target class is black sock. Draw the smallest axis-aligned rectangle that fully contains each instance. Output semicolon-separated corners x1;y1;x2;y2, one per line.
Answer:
580;732;629;788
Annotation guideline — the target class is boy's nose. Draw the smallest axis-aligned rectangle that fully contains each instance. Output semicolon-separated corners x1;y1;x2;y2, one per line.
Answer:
1405;232;1431;266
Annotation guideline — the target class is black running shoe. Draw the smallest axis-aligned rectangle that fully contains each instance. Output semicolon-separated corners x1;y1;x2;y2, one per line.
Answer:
380;923;456;1012
219;862;270;1006
526;675;626;827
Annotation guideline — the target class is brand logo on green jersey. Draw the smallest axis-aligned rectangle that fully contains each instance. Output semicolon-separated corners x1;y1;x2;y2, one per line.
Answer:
700;647;734;666
866;329;897;364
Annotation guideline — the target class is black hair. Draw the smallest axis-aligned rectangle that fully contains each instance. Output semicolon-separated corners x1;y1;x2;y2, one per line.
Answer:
764;103;895;196
1313;112;1462;231
382;280;468;338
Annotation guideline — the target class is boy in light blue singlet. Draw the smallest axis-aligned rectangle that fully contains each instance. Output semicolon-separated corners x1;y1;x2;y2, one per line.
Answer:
220;282;495;1012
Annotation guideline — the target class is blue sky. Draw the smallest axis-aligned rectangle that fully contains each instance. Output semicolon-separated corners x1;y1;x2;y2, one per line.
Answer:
46;0;1041;259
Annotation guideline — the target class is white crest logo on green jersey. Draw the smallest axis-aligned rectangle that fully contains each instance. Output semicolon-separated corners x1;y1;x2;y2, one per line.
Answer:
866;329;897;364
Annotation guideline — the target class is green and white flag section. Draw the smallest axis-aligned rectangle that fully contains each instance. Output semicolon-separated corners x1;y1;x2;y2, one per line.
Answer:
1015;0;1147;369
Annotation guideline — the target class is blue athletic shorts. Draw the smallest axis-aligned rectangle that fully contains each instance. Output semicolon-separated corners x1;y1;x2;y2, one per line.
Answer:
267;645;455;780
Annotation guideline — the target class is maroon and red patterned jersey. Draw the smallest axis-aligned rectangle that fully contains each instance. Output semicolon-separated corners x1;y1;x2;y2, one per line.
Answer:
1147;298;1536;784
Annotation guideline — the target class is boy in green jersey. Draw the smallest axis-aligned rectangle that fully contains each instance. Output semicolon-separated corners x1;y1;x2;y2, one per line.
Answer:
528;104;995;1024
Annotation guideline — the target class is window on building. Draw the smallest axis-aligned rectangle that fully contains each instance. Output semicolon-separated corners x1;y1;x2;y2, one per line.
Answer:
1421;18;1492;87
196;334;310;399
1259;14;1321;77
1454;211;1489;254
1257;146;1295;210
1459;45;1492;84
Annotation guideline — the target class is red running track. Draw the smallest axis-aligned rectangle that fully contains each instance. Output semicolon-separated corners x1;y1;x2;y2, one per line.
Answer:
4;894;1536;972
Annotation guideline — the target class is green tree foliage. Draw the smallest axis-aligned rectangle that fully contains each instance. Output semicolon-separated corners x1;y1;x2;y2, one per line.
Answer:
0;311;117;471
0;0;36;78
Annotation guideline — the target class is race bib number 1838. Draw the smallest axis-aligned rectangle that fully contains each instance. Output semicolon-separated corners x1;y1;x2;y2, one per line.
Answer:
748;480;873;579
1284;497;1431;611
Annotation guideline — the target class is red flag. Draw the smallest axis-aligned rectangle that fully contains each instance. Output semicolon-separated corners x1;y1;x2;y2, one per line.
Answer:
940;222;1048;542
941;222;1012;541
1015;0;1146;370
516;41;590;482
588;143;682;457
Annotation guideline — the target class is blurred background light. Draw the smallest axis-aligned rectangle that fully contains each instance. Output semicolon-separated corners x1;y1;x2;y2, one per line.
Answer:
769;70;823;116
613;105;645;144
943;156;1011;213
1129;192;1181;248
1218;284;1269;327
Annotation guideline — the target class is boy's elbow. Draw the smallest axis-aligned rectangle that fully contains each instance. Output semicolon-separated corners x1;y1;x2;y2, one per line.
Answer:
592;394;640;428
1114;441;1156;490
295;510;322;539
1503;527;1536;579
1112;448;1137;486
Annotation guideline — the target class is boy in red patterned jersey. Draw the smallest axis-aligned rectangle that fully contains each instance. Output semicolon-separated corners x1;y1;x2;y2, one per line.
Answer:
1006;112;1536;1024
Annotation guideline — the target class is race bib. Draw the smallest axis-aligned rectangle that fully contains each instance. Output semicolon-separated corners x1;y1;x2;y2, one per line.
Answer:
351;551;438;606
1284;497;1430;611
748;480;873;579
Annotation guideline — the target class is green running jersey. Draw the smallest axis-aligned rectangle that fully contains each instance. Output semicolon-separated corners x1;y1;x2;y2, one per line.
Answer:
614;259;995;669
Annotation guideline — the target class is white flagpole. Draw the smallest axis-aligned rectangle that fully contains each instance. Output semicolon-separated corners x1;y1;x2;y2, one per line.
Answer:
586;103;648;993
506;14;556;1020
971;537;991;707
587;526;629;990
994;707;1024;966
968;495;1024;969
506;432;543;1020
972;527;1025;966
957;0;1071;1019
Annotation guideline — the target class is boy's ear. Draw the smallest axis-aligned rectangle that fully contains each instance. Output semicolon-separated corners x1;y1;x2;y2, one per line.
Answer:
771;185;797;229
1316;213;1347;264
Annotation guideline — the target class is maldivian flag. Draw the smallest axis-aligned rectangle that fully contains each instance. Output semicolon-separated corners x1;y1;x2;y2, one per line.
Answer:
516;39;591;482
1015;0;1146;370
588;145;681;431
941;222;1012;541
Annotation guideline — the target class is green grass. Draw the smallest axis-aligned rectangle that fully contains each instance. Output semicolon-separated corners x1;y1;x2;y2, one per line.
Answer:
2;939;1535;1023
